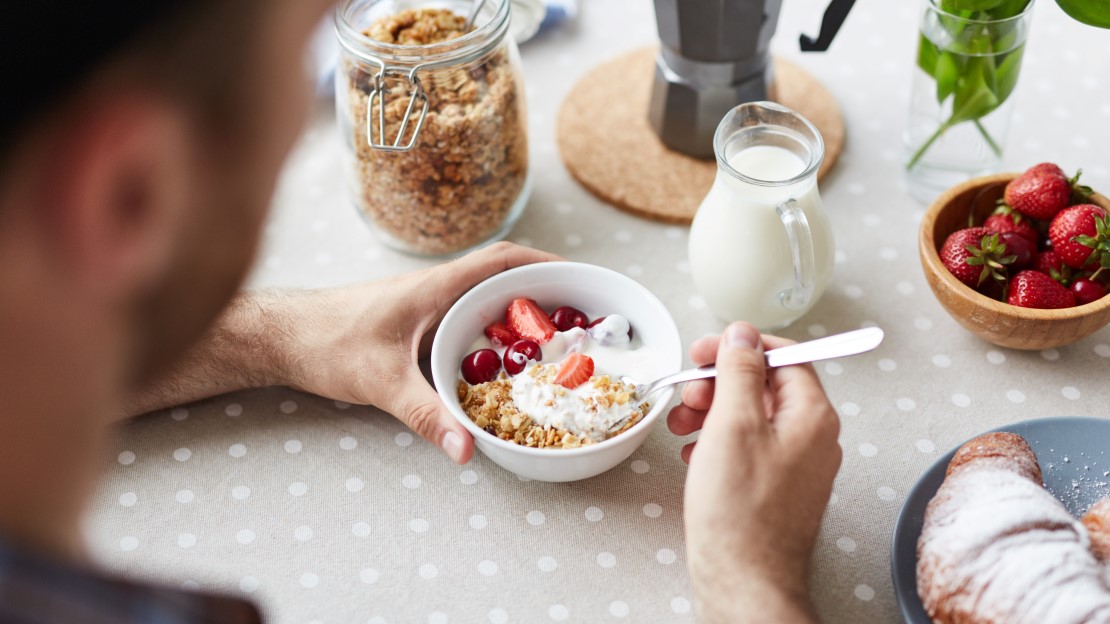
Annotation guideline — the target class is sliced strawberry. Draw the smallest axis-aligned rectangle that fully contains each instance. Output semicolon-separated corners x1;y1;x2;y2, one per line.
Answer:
505;298;557;344
484;321;517;348
554;353;594;389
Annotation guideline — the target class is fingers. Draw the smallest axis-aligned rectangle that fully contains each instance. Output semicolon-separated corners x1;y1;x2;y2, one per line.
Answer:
690;333;796;367
667;404;707;436
701;322;770;438
385;366;475;465
680;441;696;464
437;242;562;301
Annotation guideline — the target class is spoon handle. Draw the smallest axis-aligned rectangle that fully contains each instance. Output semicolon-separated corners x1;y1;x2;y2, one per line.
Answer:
636;327;885;403
764;327;885;368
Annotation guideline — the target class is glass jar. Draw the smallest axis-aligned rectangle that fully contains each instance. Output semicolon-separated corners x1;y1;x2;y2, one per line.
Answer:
336;0;531;256
903;0;1033;204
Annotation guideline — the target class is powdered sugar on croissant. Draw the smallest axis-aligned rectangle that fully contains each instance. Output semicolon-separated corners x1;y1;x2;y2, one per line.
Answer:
917;432;1110;624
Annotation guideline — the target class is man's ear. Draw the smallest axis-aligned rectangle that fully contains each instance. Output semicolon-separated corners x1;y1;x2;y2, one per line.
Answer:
36;92;193;299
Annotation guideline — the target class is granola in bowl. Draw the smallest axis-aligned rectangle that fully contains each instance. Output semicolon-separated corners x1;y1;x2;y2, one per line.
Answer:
340;6;529;256
455;298;661;449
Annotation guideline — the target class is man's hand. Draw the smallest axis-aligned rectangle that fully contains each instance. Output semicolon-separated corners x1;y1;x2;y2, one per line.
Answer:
278;242;558;464
125;242;559;464
667;322;841;624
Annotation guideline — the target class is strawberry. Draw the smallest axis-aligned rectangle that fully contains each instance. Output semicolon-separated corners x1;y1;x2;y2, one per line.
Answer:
983;206;1039;244
484;321;517;348
505;298;557;344
553;353;594;389
1007;270;1076;309
1048;204;1110;270
939;227;1015;290
1034;250;1073;285
1001;163;1084;221
1071;277;1108;306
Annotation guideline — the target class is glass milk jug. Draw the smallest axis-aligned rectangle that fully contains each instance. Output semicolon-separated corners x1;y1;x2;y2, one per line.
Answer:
689;102;834;331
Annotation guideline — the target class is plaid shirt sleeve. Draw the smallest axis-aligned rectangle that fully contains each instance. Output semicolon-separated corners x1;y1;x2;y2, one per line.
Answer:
0;537;263;624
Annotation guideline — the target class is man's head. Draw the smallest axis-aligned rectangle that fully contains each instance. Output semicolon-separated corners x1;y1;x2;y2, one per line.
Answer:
0;1;332;554
0;1;331;388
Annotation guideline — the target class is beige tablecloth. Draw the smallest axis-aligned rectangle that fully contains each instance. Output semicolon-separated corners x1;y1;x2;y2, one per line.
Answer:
85;0;1110;622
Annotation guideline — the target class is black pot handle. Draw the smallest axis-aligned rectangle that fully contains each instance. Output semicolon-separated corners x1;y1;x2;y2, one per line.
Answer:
799;0;857;52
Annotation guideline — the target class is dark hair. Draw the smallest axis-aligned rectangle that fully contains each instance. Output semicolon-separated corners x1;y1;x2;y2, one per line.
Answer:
0;2;259;163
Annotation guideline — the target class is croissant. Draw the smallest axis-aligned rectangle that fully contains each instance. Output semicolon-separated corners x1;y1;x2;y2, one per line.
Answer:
917;432;1110;624
1086;499;1110;563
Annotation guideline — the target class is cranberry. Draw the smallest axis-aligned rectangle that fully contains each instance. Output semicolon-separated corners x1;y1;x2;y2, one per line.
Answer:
587;315;634;342
1000;231;1036;270
503;339;542;375
550;306;589;332
1071;278;1108;306
461;349;501;384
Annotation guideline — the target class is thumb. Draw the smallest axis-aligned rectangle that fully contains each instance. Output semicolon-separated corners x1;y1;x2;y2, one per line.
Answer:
705;322;770;437
386;366;475;465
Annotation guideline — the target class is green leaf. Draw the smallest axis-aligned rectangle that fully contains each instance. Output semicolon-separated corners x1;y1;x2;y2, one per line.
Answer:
994;45;1026;104
1055;0;1110;28
950;57;1001;124
944;0;1007;10
918;33;939;75
992;0;1031;18
936;52;960;103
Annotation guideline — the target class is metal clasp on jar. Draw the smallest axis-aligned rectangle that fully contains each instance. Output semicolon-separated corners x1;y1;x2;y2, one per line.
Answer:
365;59;430;152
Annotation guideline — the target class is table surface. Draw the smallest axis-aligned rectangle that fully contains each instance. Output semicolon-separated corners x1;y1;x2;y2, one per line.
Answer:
85;1;1110;622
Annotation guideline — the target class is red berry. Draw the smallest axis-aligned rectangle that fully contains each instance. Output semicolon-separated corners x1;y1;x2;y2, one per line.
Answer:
939;227;1011;289
484;321;517;348
1007;270;1076;309
587;315;634;341
983;210;1039;245
1048;204;1110;270
550;306;589;332
503;339;542;375
1071;278;1108;306
553;353;594;390
461;349;501;385
1003;163;1072;221
1034;250;1064;274
505;298;557;344
999;231;1036;270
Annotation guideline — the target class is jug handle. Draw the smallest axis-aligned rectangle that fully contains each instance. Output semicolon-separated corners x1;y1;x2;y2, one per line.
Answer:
776;199;816;311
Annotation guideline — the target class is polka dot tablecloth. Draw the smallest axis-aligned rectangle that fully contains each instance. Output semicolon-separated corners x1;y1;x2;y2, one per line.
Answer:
85;1;1110;623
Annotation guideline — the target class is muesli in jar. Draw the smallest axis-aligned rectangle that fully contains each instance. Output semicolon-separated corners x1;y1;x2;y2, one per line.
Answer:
342;7;529;256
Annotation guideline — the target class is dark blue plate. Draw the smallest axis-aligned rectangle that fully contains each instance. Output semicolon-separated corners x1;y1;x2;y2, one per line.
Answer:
890;416;1110;623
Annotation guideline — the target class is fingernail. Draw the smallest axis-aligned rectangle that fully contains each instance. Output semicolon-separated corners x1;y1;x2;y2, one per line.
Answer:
726;323;760;349
441;431;465;464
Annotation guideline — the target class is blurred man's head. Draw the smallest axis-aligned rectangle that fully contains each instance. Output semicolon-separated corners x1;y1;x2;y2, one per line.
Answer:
0;1;330;387
0;1;331;554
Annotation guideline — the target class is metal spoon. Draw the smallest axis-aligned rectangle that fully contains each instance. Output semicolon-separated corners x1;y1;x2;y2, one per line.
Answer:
464;0;488;28
623;327;885;408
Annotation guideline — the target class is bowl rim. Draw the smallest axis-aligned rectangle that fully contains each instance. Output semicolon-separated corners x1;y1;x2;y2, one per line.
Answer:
431;261;683;457
919;172;1110;320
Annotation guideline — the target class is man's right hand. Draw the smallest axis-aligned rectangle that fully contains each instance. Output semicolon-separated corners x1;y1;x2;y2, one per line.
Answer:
667;322;842;624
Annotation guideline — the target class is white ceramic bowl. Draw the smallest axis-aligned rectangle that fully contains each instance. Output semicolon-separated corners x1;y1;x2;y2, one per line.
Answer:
431;262;683;482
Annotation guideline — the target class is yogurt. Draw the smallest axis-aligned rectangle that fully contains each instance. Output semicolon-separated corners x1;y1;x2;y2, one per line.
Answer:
510;365;638;441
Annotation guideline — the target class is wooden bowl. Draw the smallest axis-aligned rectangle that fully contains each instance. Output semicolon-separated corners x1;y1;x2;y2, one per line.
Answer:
919;173;1110;350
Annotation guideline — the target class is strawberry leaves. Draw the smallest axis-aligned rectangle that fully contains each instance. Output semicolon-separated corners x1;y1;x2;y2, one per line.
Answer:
964;232;1017;293
1073;214;1110;276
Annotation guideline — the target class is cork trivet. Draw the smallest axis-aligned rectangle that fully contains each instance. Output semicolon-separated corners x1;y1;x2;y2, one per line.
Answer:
557;47;845;224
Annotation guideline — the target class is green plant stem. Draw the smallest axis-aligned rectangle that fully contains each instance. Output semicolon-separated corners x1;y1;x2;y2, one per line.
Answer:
973;119;1003;157
907;122;952;170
